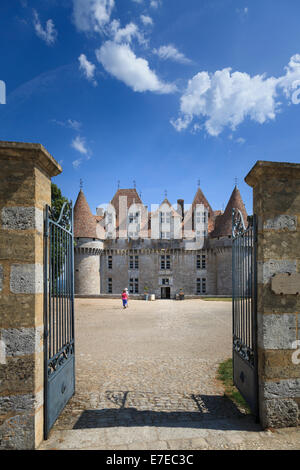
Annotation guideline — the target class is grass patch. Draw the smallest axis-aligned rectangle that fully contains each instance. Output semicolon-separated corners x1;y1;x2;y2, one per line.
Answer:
217;358;250;413
201;297;232;302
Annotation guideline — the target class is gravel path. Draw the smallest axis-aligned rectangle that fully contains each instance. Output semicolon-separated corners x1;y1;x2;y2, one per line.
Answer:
40;299;300;450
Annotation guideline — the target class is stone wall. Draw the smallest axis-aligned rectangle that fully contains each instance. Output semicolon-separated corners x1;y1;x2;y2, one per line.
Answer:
0;142;61;449
245;161;300;428
74;238;103;295
96;245;221;298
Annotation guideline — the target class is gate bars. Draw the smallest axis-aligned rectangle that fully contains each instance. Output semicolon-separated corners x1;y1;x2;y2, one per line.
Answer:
232;208;259;417
44;202;75;438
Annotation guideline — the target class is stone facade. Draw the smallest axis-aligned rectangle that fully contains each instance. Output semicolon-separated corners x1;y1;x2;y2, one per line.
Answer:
74;186;247;298
245;161;300;428
0;141;61;449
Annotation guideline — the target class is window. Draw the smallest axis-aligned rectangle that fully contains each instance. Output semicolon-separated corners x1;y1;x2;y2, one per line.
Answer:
197;278;206;294
129;255;139;269
107;278;112;293
108;255;112;269
129;278;139;294
161;255;171;270
160;211;171;224
160;232;170;239
129;212;139;225
197;254;207;269
162;278;169;285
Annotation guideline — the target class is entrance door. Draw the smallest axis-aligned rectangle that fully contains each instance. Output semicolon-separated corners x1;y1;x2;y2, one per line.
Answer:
44;202;75;439
232;208;258;418
161;287;171;299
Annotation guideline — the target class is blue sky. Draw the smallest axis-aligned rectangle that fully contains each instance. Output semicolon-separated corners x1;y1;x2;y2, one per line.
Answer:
1;0;300;215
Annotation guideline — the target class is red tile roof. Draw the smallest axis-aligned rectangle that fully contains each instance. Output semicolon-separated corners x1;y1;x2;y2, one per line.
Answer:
74;190;98;238
211;186;248;237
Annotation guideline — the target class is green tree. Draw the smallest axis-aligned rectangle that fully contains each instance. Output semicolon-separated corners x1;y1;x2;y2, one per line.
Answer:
51;183;70;225
50;183;71;291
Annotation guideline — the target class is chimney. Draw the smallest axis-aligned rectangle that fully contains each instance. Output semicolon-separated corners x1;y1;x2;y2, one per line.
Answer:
96;206;104;217
177;199;184;220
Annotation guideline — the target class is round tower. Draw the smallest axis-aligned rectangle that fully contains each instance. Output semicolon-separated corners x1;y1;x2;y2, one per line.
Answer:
211;185;248;295
74;189;103;295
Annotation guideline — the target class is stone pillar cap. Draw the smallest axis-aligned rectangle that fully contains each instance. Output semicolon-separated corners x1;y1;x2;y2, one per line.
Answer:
245;160;300;188
0;141;62;177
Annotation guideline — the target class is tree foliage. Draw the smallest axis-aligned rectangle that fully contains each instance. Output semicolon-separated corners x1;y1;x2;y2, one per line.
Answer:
51;183;70;222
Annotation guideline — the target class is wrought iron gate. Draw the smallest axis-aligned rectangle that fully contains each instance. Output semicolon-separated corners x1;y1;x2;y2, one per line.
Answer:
232;208;258;418
44;202;75;439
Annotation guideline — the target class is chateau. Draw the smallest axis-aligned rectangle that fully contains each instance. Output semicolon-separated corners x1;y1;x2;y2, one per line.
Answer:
74;185;248;298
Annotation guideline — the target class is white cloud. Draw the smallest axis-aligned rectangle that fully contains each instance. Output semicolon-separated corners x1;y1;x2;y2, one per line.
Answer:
78;54;97;85
72;0;114;34
236;6;249;17
71;136;89;155
33;10;57;45
172;55;300;136
52;119;82;130
171;67;279;136
140;15;153;26
96;40;176;93
278;54;300;99
150;0;160;8
110;20;145;45
72;158;82;169
153;44;191;64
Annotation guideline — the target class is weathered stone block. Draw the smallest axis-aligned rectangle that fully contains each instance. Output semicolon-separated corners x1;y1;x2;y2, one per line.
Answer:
257;313;297;350
258;348;300;380
10;264;43;294
257;259;297;285
0;390;43;415
1;207;43;232
0;294;42;328
261;398;299;428
261;379;300;399
0;232;36;262
258;232;300;259
0;412;35;450
1;326;43;357
257;284;300;314
0;355;35;395
263;215;297;231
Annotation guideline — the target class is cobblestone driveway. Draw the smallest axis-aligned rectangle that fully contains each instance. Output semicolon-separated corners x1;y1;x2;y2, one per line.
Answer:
40;299;300;450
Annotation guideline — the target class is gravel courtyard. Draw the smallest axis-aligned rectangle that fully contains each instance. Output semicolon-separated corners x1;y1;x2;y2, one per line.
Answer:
40;299;300;450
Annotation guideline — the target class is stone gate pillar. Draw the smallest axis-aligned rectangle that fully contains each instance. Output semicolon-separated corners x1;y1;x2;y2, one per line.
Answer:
245;161;300;428
0;141;61;449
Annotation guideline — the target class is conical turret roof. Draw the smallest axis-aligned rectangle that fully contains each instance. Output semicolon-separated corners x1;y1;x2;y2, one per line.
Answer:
211;186;248;237
74;190;98;238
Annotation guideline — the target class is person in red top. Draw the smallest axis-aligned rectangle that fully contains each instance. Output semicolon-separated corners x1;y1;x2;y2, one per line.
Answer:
121;290;128;309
